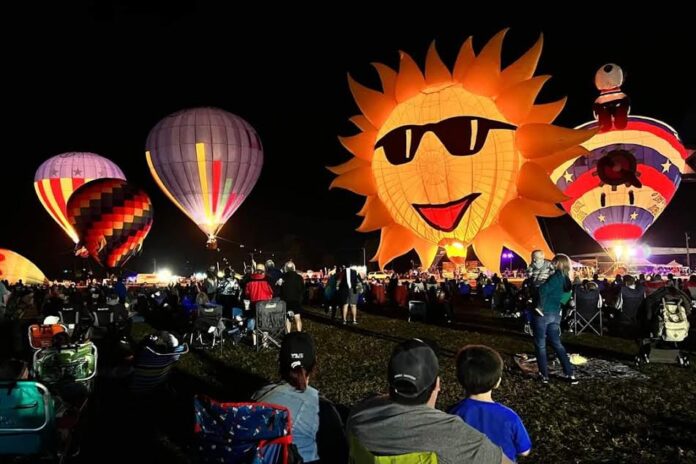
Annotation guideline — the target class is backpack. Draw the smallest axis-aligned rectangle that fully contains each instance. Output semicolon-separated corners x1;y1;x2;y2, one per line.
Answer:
660;297;690;342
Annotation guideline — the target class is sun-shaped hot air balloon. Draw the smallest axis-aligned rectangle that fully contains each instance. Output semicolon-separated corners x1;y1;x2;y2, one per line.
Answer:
145;107;263;249
329;29;594;272
551;115;688;253
67;179;153;270
34;152;126;244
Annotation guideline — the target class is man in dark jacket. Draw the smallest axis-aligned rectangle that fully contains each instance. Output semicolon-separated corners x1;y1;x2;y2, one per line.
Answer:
280;261;305;332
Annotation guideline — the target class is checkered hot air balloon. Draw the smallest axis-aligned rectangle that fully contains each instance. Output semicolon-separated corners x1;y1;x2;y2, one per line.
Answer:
67;179;153;269
551;116;688;251
145;108;263;249
34;152;126;243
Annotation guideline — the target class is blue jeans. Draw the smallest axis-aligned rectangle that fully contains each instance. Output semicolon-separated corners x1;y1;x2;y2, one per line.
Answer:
232;307;255;331
532;312;573;378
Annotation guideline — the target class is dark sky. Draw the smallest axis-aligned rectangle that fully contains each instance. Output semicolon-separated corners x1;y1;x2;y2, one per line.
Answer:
3;4;695;277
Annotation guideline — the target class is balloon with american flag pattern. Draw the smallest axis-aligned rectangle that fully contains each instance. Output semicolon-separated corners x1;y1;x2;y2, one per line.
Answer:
551;116;688;251
34;152;126;243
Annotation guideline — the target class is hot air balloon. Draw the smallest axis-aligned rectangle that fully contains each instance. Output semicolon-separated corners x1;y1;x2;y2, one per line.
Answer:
0;249;47;285
145;107;263;248
67;179;153;270
34;152;126;243
551;115;688;252
328;30;593;273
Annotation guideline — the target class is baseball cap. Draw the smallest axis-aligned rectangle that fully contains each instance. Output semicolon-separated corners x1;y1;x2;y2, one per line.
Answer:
280;332;316;371
388;338;439;399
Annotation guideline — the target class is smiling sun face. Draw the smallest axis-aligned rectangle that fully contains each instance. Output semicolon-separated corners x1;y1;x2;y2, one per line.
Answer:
330;30;595;271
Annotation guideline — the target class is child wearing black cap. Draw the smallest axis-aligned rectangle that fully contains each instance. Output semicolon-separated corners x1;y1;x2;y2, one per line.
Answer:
450;345;531;463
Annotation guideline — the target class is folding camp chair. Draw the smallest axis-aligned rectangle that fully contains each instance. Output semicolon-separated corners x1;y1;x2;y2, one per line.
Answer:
255;300;287;351
408;300;427;322
613;286;645;338
188;304;226;349
91;305;116;340
28;324;68;350
193;397;295;464
33;342;98;391
58;307;80;337
0;381;56;456
129;343;188;394
572;287;603;335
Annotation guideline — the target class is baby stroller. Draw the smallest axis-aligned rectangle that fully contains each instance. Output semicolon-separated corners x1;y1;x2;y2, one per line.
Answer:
636;286;691;367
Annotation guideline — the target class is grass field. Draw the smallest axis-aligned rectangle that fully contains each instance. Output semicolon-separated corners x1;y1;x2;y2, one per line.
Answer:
83;304;696;464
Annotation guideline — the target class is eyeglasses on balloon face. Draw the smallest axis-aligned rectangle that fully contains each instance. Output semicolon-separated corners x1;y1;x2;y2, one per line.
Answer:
375;116;516;166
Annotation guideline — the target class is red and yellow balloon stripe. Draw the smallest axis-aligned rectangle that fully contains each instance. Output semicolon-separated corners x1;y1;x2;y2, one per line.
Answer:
33;177;89;243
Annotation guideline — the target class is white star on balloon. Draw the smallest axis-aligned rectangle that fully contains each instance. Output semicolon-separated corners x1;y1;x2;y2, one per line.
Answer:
563;171;574;183
661;160;672;173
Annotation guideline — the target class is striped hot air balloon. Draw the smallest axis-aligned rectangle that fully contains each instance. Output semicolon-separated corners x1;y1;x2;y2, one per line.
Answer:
145;107;263;248
67;179;153;269
551;116;688;251
34;152;126;243
0;249;47;285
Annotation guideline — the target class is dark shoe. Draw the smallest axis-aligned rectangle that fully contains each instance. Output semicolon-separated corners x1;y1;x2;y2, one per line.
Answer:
352;320;358;325
538;373;549;384
342;320;347;325
564;375;579;385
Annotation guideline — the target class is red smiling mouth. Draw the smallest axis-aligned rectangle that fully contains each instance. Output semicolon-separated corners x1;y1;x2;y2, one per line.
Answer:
413;193;481;232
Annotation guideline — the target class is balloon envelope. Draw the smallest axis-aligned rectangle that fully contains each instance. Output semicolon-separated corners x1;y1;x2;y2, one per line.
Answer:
551;116;688;250
34;152;126;243
67;179;153;269
0;249;47;285
145;107;263;240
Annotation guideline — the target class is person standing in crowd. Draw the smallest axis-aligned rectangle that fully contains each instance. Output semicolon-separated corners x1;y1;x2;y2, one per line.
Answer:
0;280;10;321
265;260;283;296
245;263;274;346
337;265;361;325
526;250;554;317
217;267;240;318
324;270;339;319
205;266;218;302
532;254;577;384
281;261;305;333
115;276;128;304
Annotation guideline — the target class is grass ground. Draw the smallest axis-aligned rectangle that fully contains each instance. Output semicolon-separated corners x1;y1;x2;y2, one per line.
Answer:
82;303;696;463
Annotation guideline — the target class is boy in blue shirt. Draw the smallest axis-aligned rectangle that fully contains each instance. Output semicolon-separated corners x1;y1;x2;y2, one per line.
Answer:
450;345;531;462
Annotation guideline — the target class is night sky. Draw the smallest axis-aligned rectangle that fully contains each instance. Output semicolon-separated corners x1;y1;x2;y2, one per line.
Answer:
3;4;695;277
